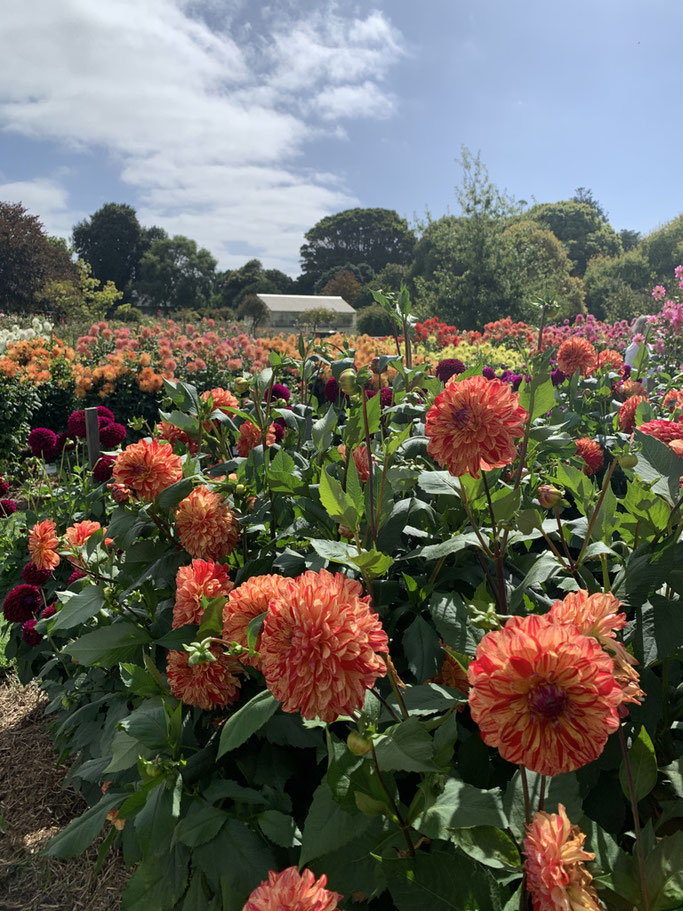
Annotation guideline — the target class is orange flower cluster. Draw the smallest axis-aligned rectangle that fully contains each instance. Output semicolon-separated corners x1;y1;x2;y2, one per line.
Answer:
236;421;276;457
112;439;183;500
616;379;647;400
175;486;240;559
596;348;623;370
166;646;241;710
663;388;683;415
618;395;647;432
28;520;60;571
243;867;341;911
524;804;602;911
638;419;683;444
173;559;233;628
338;444;372;483
259;570;389;722
467;613;623;776
222;574;291;668
557;338;597;376
574;438;604;476
425;375;527;478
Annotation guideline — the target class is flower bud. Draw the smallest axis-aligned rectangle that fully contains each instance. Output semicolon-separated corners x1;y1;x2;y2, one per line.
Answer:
234;376;251;395
339;368;359;396
619;454;638;469
347;731;373;756
339;525;354;540
537;484;562;509
235;483;247;496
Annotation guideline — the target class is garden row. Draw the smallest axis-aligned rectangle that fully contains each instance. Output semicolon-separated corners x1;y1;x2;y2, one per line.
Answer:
0;284;682;910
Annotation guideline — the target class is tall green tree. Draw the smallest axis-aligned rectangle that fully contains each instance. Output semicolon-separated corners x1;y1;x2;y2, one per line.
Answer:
526;198;622;276
215;259;294;311
0;201;75;313
133;235;217;311
72;202;147;291
299;208;415;289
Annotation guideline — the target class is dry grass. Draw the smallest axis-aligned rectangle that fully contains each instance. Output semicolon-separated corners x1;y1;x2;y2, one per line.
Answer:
0;676;128;911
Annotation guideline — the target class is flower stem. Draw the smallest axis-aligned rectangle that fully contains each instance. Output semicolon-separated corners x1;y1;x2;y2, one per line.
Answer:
618;726;650;911
520;765;531;825
576;458;617;566
370;742;415;857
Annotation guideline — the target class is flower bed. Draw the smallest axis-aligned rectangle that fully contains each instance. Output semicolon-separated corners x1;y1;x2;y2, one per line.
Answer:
0;286;682;910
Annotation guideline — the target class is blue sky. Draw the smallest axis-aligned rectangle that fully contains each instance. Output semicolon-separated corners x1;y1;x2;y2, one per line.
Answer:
0;0;681;274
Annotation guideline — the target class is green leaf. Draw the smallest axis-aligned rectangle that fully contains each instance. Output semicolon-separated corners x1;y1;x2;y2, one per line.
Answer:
217;690;280;758
176;801;228;847
120;661;164;697
51;585;106;632
154;477;195;510
450;825;522;869
134;782;176;858
63;621;151;667
634;429;683;504
503;769;581;836
119;699;169;751
418;471;461;497
402;616;442;681
619;725;657;803
311;405;337;452
319;467;358;528
197;595;225;638
300;782;371;865
373;717;438;773
258;809;302;847
647;832;683;910
429;592;482;656
415;778;507;837
45;791;122;857
519;372;554;422
105;728;151;773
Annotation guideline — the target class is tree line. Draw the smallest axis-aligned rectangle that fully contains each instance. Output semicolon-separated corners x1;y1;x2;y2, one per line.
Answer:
2;151;682;330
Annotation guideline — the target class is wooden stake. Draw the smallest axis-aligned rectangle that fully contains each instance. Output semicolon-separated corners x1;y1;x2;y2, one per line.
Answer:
84;407;101;468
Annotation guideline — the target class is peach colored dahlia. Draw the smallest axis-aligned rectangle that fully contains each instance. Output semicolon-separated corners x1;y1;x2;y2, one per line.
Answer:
236;420;276;457
616;379;647;400
260;569;388;722
638;419;683;444
425;375;527;478
557;338;597;377
574;438;604;477
596;348;623;371
550;590;643;707
618;395;646;433
173;559;233;628
175;486;240;560
524;804;602;911
112;438;183;500
338;443;372;483
663;388;683;415
467;614;622;776
65;520;104;547
166;646;241;710
28;519;60;571
243;867;341;911
222;573;291;668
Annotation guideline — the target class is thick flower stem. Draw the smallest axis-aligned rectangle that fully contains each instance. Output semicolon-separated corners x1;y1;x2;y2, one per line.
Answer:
520;766;532;825
458;479;493;559
576;458;617;567
370;743;415;857
384;654;409;721
538;775;546;812
618;726;650;911
361;390;377;546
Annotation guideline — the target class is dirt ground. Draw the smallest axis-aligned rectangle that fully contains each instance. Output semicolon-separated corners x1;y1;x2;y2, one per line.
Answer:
0;676;128;911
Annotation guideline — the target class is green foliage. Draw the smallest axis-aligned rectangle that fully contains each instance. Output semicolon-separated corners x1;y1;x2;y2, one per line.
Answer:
236;293;270;333
296;307;338;332
72;202;152;293
0;201;75;314
133;235;217;312
527;197;622;276
356;303;397;336
44;259;123;322
300;207;416;289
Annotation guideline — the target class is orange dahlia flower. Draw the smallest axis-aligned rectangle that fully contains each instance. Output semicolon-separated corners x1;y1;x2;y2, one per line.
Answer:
201;387;239;414
663;388;683;415
112;439;183;500
260;569;389;722
338;443;372;483
550;590;643;707
616;379;647;400
222;573;291;667
467;614;622;776
28;520;60;571
175;486;240;560
173;559;233;628
425;376;528;478
524;804;602;911
557;338;597;376
236;420;276;457
244;867;341;911
596;348;623;371
156;421;198;455
638;419;683;444
618;395;646;433
166;646;241;710
65;520;104;548
669;439;683;458
574;438;604;476
434;648;470;695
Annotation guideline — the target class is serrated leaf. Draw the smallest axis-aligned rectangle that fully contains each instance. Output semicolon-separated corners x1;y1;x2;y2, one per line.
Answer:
217;690;279;758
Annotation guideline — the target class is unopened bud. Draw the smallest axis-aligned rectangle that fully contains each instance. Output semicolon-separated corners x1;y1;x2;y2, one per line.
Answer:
339;368;359;396
339;525;354;540
347;731;373;756
619;454;639;469
234;376;251;395
537;484;562;509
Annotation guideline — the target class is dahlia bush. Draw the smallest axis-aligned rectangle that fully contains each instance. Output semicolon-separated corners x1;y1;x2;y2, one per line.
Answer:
0;287;682;911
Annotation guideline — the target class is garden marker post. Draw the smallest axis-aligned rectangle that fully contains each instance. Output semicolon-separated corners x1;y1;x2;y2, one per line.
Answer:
84;406;101;467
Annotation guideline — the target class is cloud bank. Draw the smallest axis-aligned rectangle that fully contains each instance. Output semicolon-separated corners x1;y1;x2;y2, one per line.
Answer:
0;1;405;272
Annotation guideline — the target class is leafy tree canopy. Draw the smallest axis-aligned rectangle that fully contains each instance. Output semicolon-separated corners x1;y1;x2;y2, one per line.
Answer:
215;259;294;310
300;207;416;288
313;262;374;293
526;198;622;276
320;269;362;305
237;293;270;333
133;235;217;312
72;202;148;292
0;201;75;314
44;259;123;322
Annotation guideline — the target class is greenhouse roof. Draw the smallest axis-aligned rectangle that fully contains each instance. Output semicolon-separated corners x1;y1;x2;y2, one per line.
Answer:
257;294;355;313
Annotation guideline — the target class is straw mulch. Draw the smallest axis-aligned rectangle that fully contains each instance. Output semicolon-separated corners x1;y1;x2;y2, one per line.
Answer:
0;676;128;911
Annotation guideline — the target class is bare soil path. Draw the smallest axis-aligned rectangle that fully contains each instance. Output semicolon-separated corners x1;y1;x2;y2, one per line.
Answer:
0;677;127;911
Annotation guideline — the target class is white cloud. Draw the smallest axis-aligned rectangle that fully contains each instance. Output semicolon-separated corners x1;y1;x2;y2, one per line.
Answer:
0;0;405;272
0;176;85;239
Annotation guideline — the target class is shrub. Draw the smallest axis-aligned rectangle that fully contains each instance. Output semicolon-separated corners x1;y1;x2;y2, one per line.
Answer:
356;303;397;336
